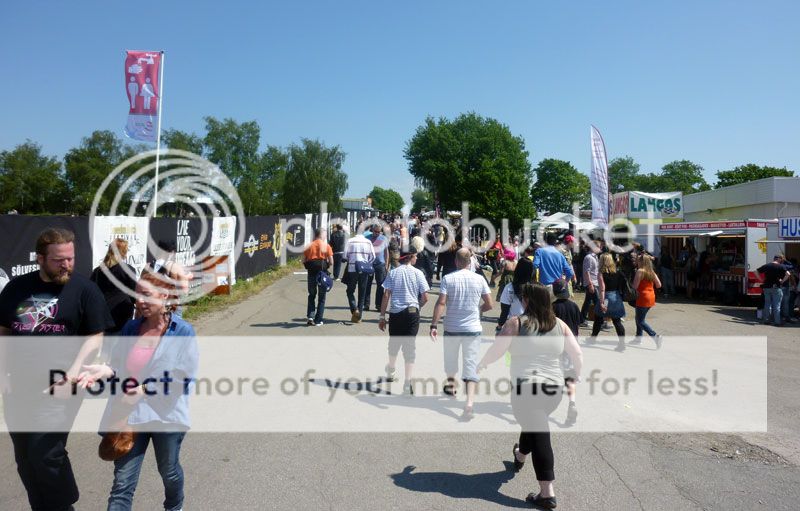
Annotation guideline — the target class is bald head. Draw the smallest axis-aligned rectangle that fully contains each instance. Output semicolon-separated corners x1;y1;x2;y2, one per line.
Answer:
456;248;472;269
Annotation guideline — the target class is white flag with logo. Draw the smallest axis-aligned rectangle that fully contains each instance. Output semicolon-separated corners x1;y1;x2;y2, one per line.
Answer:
590;125;610;227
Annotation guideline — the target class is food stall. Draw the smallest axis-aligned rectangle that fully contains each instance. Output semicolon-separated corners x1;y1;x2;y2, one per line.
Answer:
656;220;777;297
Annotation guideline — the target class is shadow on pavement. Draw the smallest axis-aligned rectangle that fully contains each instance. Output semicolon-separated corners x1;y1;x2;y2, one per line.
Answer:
250;319;309;329
390;462;529;508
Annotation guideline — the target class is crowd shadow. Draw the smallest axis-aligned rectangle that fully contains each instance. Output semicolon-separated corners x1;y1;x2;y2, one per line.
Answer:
250;319;308;329
390;462;528;508
706;305;761;325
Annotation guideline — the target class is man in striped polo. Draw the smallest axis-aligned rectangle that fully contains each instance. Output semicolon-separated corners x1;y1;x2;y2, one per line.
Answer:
344;229;376;323
378;247;430;396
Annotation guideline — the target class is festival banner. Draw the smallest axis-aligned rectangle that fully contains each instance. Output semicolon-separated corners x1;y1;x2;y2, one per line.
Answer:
124;50;162;142
90;216;150;277
627;191;683;220
590;126;610;227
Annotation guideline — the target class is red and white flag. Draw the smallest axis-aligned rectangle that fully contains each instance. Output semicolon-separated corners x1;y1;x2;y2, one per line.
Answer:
124;50;162;142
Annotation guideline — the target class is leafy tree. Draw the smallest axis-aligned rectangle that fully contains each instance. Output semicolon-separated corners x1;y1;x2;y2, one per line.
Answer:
282;138;348;213
0;141;67;213
254;146;289;215
404;113;533;229
715;163;794;189
368;186;405;213
163;128;204;155
659;160;710;194
64;130;138;214
410;188;433;213
530;159;590;215
607;156;641;193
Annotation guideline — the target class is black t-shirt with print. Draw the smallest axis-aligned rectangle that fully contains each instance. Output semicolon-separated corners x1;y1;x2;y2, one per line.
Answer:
757;262;789;289
0;271;113;336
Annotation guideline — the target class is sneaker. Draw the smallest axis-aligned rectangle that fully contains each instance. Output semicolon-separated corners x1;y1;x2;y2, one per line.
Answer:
402;382;414;397
315;321;324;326
306;318;314;326
385;365;396;382
566;402;578;424
629;337;642;345
600;323;612;331
579;321;590;328
655;335;663;350
614;343;626;352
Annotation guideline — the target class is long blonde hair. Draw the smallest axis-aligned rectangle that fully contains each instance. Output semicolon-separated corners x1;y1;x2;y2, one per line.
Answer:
638;254;657;281
103;238;128;268
599;253;617;274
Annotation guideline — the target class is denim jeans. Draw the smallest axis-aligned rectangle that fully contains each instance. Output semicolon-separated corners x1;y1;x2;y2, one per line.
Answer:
443;332;482;382
346;271;370;313
635;306;657;338
762;287;783;325
108;431;186;511
781;287;794;320
306;271;327;323
660;268;675;295
365;262;387;310
332;253;344;280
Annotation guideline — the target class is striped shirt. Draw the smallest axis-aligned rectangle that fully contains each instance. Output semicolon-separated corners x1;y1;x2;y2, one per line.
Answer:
344;234;376;272
382;264;430;313
439;269;491;332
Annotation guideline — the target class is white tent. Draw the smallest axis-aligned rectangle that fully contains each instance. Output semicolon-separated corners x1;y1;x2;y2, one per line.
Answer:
536;212;600;231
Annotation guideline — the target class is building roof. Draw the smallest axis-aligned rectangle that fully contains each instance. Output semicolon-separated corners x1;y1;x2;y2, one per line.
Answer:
683;177;800;214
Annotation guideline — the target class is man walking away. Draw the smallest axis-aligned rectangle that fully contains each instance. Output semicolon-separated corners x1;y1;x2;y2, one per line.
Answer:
344;229;376;323
758;254;790;326
533;233;574;286
378;247;430;396
365;224;390;311
430;248;494;420
0;228;113;511
579;243;600;328
329;224;346;281
551;278;580;425
303;228;334;326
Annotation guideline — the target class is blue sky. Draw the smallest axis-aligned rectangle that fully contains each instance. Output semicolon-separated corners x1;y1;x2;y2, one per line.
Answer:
2;1;798;204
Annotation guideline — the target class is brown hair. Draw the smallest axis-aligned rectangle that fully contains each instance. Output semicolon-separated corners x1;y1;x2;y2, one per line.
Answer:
520;283;556;334
103;238;129;268
35;228;75;256
138;267;178;312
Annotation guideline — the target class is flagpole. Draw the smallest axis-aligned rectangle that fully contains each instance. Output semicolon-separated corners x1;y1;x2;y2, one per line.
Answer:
153;51;165;217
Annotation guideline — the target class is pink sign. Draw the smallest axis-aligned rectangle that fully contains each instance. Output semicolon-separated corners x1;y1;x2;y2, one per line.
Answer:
124;50;162;142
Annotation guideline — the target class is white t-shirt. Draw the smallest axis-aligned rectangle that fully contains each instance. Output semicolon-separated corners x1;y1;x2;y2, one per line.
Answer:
499;284;525;316
439;269;491;333
382;264;430;313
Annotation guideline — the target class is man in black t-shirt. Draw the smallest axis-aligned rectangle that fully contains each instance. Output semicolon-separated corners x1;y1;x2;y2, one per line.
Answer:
551;278;580;425
757;255;790;326
0;228;113;511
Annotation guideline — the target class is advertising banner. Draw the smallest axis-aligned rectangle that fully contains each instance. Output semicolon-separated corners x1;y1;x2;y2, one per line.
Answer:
627;191;683;220
124;50;162;142
590;126;610;227
90;216;150;277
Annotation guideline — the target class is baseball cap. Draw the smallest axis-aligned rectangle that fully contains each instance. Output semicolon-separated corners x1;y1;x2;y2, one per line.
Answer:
564;235;575;244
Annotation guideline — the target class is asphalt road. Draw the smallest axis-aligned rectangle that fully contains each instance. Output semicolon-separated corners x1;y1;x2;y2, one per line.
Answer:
1;272;799;510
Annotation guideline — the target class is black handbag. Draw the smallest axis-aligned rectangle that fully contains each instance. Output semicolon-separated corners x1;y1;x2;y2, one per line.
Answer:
621;274;638;306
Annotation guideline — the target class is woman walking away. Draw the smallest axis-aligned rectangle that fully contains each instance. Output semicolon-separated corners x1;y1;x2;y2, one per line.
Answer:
91;238;137;334
495;247;518;301
478;283;583;509
588;253;627;352
497;251;533;332
632;254;663;348
77;268;198;511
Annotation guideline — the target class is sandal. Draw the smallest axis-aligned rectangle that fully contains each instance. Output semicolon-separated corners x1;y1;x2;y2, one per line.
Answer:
525;492;557;509
443;378;457;397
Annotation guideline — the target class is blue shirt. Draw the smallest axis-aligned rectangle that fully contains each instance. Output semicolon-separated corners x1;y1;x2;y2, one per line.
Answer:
101;315;199;431
533;246;574;285
366;233;388;265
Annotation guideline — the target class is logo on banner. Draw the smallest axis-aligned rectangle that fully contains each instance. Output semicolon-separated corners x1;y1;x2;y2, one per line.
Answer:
244;234;259;258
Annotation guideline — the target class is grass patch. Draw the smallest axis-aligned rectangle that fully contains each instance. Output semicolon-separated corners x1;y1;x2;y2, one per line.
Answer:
182;258;303;321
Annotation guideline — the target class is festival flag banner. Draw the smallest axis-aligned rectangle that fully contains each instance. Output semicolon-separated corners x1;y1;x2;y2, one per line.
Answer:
590;125;610;227
124;50;162;142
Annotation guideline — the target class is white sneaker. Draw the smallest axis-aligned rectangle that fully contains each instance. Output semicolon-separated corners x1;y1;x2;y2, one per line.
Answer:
315;321;324;326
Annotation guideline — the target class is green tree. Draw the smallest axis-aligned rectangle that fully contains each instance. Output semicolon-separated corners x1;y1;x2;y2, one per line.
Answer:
163;128;205;154
659;160;710;194
368;186;405;213
0;141;67;213
404;113;533;229
410;188;433;213
607;156;642;193
64;130;138;214
714;163;794;189
282;138;348;213
530;159;591;214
